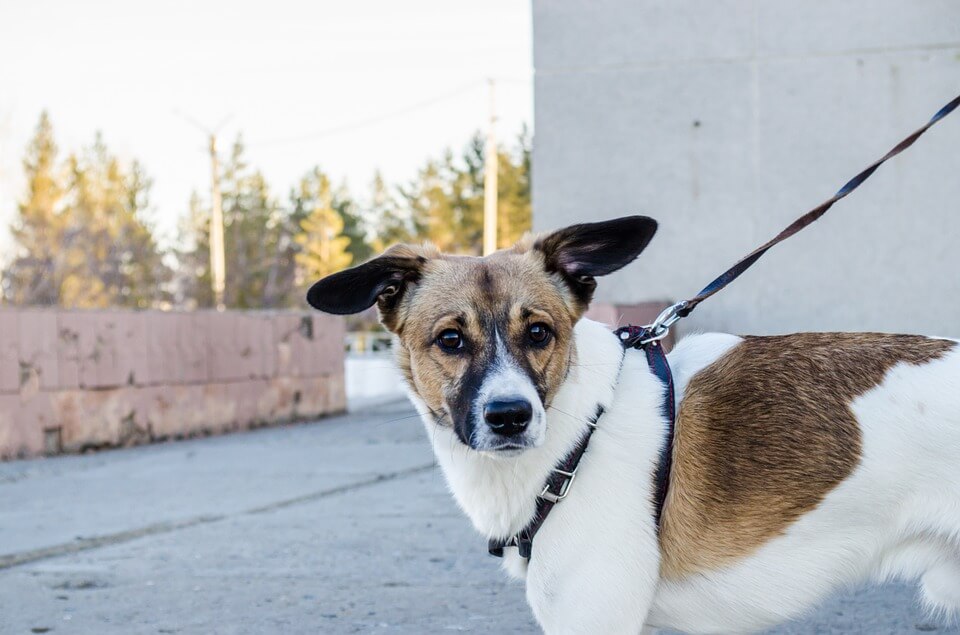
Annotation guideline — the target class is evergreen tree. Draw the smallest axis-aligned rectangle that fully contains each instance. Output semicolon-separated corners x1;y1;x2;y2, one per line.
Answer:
294;168;353;281
3;114;169;308
496;126;532;248
401;149;482;254
3;112;64;305
176;147;366;309
335;185;372;264
60;138;169;308
219;137;301;309
173;191;213;307
368;170;413;251
396;129;531;254
176;138;307;309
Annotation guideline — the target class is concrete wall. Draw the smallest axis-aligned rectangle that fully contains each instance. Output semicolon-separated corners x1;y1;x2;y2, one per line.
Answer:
533;0;960;337
0;309;346;460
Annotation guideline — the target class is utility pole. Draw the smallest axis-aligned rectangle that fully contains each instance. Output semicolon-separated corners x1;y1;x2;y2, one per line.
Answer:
208;134;226;311
482;78;498;256
174;110;231;310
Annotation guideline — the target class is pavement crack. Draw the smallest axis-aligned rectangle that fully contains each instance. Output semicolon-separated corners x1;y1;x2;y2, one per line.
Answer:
0;463;435;571
243;464;435;515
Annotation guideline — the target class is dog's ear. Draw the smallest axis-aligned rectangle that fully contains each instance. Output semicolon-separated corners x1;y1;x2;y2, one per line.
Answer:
534;215;658;308
306;245;429;330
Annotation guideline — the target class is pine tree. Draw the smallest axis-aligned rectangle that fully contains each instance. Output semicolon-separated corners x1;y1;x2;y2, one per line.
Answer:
396;130;531;254
294;168;353;281
176;146;355;309
401;149;482;254
368;170;413;251
217;137;299;309
173;191;213;307
335;184;372;264
59;138;170;308
497;126;532;248
3;112;66;304
3;115;169;308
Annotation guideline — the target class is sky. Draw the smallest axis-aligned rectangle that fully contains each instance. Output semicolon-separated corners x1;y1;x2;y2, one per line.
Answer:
0;0;532;250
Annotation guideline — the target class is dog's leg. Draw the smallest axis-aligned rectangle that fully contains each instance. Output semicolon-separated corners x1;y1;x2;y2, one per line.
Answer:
920;555;960;621
526;561;658;635
524;521;660;634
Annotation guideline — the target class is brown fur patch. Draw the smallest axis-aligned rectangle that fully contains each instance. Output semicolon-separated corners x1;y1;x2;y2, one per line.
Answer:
659;333;956;580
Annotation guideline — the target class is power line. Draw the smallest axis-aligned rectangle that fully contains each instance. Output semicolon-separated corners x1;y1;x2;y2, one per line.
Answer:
248;80;487;148
172;110;233;137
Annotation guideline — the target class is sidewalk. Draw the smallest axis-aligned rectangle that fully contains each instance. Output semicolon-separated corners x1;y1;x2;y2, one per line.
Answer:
0;401;954;634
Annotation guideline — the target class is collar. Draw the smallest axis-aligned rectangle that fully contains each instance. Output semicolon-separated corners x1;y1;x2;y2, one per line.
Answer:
488;326;676;560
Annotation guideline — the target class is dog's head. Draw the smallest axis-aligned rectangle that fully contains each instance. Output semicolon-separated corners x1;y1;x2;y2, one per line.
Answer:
307;216;657;455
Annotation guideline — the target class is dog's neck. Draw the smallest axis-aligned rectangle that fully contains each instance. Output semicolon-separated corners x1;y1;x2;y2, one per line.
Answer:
410;319;626;540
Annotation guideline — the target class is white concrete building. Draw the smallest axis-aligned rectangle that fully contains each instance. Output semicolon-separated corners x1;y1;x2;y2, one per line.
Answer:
532;0;960;337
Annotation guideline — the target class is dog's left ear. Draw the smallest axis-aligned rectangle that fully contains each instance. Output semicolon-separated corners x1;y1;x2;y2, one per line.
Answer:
534;215;658;308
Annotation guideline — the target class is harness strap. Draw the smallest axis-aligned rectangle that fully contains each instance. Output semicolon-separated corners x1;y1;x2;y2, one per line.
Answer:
488;405;605;559
488;331;675;560
615;326;676;531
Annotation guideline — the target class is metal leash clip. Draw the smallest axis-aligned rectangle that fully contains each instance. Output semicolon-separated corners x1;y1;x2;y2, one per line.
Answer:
636;301;688;346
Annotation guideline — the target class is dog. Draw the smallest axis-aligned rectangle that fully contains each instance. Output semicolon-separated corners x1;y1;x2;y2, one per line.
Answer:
307;216;960;634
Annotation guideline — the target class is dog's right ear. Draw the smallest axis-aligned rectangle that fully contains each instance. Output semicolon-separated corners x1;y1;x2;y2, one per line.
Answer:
306;245;428;327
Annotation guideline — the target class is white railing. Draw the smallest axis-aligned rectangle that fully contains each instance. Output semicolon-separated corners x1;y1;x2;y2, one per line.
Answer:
345;331;394;355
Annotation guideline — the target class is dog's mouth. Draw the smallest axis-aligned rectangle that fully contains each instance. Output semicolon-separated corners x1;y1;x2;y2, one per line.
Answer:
465;410;546;456
485;439;530;451
459;422;540;455
478;441;532;458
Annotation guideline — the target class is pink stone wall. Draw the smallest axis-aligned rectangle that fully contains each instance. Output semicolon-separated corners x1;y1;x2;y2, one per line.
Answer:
0;309;346;460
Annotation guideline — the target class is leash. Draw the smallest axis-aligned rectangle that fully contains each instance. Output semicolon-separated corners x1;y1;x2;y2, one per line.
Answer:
645;92;960;339
489;93;960;562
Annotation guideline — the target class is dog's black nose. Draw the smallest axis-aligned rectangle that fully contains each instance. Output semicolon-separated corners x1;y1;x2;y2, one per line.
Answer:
483;399;532;436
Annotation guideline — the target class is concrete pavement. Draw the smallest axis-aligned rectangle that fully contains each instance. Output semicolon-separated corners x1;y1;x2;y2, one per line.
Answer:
0;401;956;634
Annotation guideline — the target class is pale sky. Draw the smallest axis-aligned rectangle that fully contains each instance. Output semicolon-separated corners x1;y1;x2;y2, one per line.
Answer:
0;0;532;250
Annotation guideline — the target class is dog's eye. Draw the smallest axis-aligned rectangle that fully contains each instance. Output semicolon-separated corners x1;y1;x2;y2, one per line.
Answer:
527;323;551;346
436;329;463;351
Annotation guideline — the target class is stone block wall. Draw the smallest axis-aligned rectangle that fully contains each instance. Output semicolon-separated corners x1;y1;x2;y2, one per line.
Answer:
0;309;346;460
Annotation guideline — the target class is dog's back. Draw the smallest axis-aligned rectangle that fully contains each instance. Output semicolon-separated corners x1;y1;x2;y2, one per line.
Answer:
650;332;960;632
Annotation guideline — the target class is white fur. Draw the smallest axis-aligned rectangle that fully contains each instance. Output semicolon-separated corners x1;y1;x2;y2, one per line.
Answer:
410;319;960;633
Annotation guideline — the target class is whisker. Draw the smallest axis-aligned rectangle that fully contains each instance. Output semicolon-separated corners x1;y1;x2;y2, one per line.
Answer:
567;362;624;367
547;404;583;423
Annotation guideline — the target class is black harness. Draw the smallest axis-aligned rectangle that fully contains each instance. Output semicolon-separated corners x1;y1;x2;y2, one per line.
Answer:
488;93;960;561
489;324;676;559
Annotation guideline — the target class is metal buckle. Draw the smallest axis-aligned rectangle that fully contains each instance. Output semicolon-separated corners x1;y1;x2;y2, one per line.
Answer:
538;468;577;503
638;301;688;345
